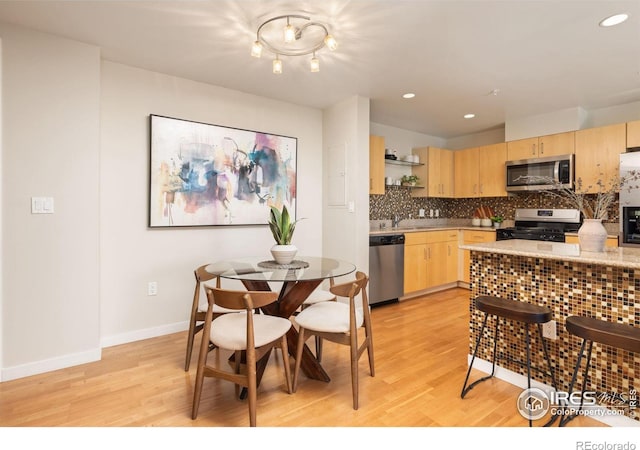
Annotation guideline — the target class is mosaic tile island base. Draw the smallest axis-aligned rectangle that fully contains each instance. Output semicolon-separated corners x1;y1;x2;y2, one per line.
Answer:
459;240;640;423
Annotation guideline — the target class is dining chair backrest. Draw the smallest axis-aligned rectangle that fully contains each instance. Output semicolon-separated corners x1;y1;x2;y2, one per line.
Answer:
184;265;222;371
206;287;278;312
330;271;369;309
194;265;220;306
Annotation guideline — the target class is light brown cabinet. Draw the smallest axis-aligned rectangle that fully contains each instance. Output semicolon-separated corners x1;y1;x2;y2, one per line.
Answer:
627;120;640;149
454;143;507;198
461;230;496;284
575;124;626;194
403;230;458;294
369;135;385;195
506;132;575;161
403;232;428;294
565;235;618;248
412;147;454;198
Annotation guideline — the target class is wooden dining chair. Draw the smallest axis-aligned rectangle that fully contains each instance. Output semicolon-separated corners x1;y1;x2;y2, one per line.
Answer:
184;264;239;371
191;286;293;427
292;271;374;410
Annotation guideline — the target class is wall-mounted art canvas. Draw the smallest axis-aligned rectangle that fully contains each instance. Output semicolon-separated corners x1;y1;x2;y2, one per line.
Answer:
149;114;297;227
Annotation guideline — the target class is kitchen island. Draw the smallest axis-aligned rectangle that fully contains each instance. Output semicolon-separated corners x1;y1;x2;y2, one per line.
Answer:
459;239;640;424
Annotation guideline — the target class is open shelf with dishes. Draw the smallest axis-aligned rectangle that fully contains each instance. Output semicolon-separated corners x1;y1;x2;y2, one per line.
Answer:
385;158;424;167
385;183;425;189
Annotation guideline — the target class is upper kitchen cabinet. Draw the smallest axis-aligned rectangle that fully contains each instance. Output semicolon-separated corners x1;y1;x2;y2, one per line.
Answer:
369;135;385;195
454;143;507;198
506;131;575;161
628;120;640;149
575;123;626;194
411;147;454;198
454;147;479;197
478;143;507;197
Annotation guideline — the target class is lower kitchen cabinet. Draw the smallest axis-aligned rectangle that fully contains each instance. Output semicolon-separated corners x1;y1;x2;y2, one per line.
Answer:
404;230;458;294
565;235;618;248
461;229;496;284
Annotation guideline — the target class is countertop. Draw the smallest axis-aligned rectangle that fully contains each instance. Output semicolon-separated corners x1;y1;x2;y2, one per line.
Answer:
459;239;640;269
370;225;497;236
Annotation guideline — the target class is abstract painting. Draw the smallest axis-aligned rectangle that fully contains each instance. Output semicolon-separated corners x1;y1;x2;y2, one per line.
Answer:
149;115;297;227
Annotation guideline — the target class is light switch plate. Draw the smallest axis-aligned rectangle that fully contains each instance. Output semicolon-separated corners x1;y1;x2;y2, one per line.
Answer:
31;197;54;214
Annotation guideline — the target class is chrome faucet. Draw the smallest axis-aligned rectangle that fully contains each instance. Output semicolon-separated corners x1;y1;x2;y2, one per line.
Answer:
392;214;400;228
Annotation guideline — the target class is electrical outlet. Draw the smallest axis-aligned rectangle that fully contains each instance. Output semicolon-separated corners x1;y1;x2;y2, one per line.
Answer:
418;208;425;217
148;281;158;296
542;320;557;340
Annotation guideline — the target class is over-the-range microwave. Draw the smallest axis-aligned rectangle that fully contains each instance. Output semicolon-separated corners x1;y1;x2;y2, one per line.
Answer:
505;154;574;192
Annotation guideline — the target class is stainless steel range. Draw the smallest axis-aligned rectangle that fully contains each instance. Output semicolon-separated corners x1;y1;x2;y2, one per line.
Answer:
496;208;581;242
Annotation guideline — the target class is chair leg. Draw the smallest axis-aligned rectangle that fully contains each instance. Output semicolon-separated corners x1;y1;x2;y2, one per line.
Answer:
461;312;493;398
247;348;257;427
560;338;593;427
366;329;375;377
350;327;359;410
525;323;533;427
185;321;203;371
537;323;559;427
191;335;210;419
315;337;323;362
292;328;306;392
281;335;292;394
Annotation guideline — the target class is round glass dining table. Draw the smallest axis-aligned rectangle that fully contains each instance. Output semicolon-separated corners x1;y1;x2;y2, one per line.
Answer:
205;256;356;384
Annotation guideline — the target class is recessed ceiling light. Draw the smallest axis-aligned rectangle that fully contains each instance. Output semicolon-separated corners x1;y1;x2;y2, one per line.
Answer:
599;13;629;27
464;113;475;119
402;93;415;99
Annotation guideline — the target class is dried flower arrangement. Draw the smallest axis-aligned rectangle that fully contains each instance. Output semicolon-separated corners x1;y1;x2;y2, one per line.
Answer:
519;170;640;220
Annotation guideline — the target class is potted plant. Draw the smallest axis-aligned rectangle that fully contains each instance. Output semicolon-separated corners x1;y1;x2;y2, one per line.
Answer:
490;215;504;228
268;204;303;264
401;174;419;186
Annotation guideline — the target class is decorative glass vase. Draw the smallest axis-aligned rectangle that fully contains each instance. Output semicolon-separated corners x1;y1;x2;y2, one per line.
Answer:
270;244;297;264
577;219;607;252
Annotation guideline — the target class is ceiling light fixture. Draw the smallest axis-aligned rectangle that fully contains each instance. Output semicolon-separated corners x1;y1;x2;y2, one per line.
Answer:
251;14;337;74
599;13;629;27
464;113;475;119
402;93;415;99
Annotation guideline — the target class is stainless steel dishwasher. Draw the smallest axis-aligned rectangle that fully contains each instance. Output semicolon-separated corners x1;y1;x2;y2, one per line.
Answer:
368;234;405;306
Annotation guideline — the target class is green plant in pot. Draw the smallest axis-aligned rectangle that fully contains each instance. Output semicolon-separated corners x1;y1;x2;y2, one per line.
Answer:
401;174;419;186
268;204;303;264
490;215;504;228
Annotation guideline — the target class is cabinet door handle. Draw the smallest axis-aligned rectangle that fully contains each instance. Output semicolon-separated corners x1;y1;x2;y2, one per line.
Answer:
532;143;536;156
424;248;427;260
428;248;431;259
447;245;451;256
370;178;372;190
473;184;477;194
540;142;544;155
480;184;483;194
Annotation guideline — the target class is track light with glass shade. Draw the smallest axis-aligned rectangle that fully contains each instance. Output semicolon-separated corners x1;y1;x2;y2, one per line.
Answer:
251;14;337;74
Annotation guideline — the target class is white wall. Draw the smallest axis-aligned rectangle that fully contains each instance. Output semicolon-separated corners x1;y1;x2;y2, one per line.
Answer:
1;23;325;380
1;23;101;380
584;100;640;129
100;62;324;346
322;96;370;277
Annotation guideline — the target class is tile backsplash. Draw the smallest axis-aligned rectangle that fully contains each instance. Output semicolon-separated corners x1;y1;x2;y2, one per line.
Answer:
369;188;619;223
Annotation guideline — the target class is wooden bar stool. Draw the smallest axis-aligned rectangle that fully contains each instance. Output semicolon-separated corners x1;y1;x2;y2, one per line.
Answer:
560;315;640;426
461;295;558;427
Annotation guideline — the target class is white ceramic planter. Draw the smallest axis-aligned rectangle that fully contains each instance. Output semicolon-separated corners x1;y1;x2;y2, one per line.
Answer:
578;219;607;252
270;244;298;264
481;218;493;227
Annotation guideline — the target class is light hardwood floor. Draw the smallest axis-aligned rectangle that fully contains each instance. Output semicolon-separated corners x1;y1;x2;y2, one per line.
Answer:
0;288;606;427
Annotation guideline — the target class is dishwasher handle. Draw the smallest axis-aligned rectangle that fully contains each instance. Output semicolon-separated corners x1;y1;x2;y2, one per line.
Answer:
369;234;405;246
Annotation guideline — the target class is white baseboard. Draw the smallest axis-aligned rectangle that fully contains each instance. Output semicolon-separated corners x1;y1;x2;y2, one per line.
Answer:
100;320;188;348
1;348;102;382
1;321;189;382
467;356;640;427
